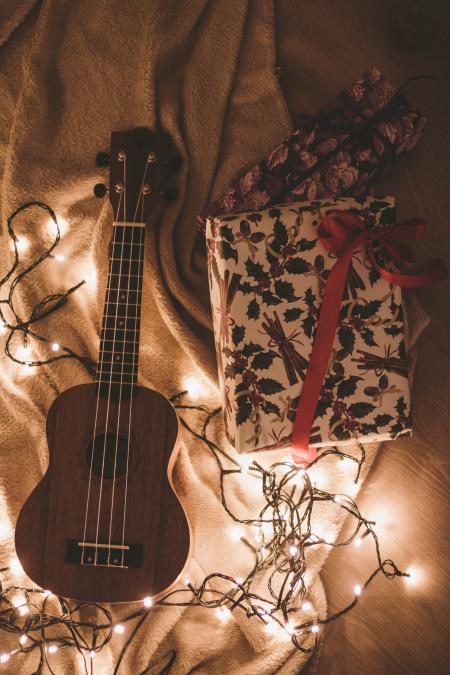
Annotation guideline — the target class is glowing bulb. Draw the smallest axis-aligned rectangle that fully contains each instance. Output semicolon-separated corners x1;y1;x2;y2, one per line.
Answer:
309;468;326;489
334;494;344;504
289;545;298;557
18;605;29;616
51;342;60;352
19;635;27;646
54;254;65;262
183;375;206;399
114;624;125;634
339;457;355;471
46;215;69;237
89;650;96;658
285;621;295;635
260;546;268;556
216;606;231;622
9;557;24;576
229;526;244;543
240;456;253;474
404;565;423;588
43;590;52;598
311;624;320;633
85;266;97;290
0;520;10;539
0;322;6;335
47;645;58;654
323;531;335;544
302;601;313;612
0;654;10;663
264;617;278;635
12;237;29;252
346;482;359;497
354;537;363;548
18;344;31;361
143;596;153;608
184;577;191;586
235;576;244;585
354;584;362;596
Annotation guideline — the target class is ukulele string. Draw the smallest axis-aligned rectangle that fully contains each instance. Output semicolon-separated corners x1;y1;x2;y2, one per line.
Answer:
80;186;124;566
118;156;151;566
93;155;128;567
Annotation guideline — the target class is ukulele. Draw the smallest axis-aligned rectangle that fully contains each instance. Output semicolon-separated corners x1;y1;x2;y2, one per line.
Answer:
15;128;191;603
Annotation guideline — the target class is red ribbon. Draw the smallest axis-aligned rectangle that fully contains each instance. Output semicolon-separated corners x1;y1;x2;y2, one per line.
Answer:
290;210;447;465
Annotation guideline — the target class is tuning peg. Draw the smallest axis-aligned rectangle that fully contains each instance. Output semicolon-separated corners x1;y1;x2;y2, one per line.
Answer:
161;186;179;202
96;152;110;168
94;183;108;198
166;155;182;171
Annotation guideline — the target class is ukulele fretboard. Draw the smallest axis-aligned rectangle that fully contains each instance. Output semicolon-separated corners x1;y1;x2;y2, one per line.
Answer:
96;222;145;395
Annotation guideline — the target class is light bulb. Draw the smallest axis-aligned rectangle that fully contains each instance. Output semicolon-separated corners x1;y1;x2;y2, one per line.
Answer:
43;590;52;598
0;654;10;663
12;237;29;252
0;520;10;539
216;606;231;622
19;635;27;646
354;584;362;596
346;482;359;497
184;577;191;586
289;545;298;557
404;565;422;588
143;596;153;608
89;650;96;658
114;624;125;634
339;457;355;471
229;526;244;543
18;344;31;362
311;624;320;633
18;605;29;616
47;645;58;654
0;322;6;335
240;456;253;474
9;557;24;576
46;215;69;237
51;342;60;352
354;537;363;548
285;621;295;635
264;617;278;634
334;494;344;504
301;601;313;612
183;375;205;399
54;254;65;262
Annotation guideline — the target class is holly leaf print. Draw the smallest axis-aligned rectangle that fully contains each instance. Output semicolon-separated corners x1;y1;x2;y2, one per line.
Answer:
352;300;382;319
232;324;245;346
239;220;251;236
220;224;235;242
375;413;394;427
284;307;302;322
257;378;284;395
250;231;265;243
242;342;263;357
369;267;380;286
236;401;253;426
338;325;355;355
262;400;281;416
262;290;282;305
384;324;402;337
274;219;288;245
348;402;376;418
315;397;333;418
245;258;265;280
298;238;317;251
247;298;260;320
285;258;310;274
395;396;407;415
304;286;315;307
337;375;362;398
302;314;316;339
275;279;297;302
252;350;278;370
217;240;238;263
361;327;377;347
240;281;253;294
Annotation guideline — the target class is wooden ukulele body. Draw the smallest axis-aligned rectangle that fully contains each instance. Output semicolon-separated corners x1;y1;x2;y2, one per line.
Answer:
15;383;191;603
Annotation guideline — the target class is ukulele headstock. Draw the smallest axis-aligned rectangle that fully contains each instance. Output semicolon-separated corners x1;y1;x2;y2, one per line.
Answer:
95;128;180;223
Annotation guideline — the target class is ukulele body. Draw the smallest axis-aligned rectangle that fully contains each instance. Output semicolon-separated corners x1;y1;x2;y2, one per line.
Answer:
15;383;191;603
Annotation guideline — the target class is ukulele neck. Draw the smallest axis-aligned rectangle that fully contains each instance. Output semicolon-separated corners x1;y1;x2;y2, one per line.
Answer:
96;221;145;396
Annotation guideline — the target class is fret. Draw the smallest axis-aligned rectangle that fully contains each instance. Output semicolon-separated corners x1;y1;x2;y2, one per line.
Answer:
107;274;142;290
100;350;140;356
102;316;140;331
100;328;140;344
105;289;141;304
97;364;138;375
103;311;141;320
97;377;137;384
100;338;138;350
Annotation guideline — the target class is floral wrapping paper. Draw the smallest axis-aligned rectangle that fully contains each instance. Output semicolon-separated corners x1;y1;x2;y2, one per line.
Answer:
206;196;412;454
198;67;425;233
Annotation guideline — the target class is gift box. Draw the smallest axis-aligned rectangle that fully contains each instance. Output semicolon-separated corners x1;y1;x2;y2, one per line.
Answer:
206;196;415;457
198;67;426;233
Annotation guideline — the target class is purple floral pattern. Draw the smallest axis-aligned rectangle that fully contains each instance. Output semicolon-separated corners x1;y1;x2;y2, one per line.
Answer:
198;67;425;232
206;196;411;454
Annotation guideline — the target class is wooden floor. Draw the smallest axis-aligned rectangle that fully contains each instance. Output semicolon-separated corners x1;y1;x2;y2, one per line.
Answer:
277;2;450;674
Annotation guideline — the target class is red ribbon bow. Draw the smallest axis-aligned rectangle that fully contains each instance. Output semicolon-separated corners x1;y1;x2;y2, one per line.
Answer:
290;209;447;465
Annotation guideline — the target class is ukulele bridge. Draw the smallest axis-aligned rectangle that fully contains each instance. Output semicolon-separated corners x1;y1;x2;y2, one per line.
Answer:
65;539;143;568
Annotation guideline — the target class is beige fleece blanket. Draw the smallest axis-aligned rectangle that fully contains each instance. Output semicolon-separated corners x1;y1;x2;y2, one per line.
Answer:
0;2;425;673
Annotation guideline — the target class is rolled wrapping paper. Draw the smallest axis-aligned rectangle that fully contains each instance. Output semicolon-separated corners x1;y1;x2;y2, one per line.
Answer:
206;196;445;459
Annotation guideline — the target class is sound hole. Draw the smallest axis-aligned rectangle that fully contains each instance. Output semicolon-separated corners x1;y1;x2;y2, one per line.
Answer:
86;433;129;479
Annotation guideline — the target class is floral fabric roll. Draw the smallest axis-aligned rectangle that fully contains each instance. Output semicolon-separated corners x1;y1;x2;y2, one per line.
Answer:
198;67;425;233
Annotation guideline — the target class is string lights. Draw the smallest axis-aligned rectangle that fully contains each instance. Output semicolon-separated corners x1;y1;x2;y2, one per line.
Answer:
0;204;413;672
